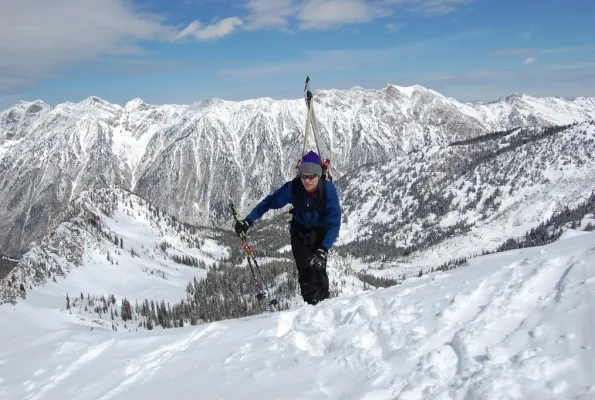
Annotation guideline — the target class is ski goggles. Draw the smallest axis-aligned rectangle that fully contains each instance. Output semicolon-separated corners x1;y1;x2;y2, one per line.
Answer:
299;173;318;181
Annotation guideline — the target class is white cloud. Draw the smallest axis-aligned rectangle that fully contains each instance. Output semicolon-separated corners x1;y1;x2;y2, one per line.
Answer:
0;1;176;57
523;57;537;65
244;0;295;30
242;0;472;32
218;44;422;79
385;23;402;32
419;0;475;15
522;30;533;39
494;46;595;56
218;29;488;81
0;0;243;98
542;62;595;71
178;17;244;41
419;69;511;82
298;0;391;30
243;0;388;31
383;0;475;15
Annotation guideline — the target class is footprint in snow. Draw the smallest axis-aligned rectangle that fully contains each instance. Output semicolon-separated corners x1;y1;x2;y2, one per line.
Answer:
273;311;298;337
397;304;421;324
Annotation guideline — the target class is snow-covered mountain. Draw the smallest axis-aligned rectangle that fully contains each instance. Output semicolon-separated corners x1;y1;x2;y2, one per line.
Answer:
1;226;594;399
0;188;214;305
334;121;595;277
1;85;594;258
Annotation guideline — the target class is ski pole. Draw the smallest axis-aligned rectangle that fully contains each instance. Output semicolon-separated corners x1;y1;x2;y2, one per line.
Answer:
229;202;278;306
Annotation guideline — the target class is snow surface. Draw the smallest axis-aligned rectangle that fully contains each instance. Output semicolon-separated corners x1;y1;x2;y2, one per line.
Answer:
1;230;594;399
67;203;214;304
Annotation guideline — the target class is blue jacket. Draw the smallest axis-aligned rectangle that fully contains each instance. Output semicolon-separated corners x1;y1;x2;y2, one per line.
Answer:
246;178;341;250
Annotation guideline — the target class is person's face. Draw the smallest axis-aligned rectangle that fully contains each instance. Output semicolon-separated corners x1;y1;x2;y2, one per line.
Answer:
300;173;319;192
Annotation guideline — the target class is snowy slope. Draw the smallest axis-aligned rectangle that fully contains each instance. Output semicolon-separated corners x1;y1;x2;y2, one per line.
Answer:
334;121;595;277
0;186;367;316
1;85;594;257
1;229;594;399
0;188;227;306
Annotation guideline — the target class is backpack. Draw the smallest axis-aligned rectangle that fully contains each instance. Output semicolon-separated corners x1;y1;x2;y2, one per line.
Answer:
289;176;328;246
290;175;327;217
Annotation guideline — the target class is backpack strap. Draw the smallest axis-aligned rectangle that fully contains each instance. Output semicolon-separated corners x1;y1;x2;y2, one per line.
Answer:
317;176;326;216
291;176;304;212
291;176;326;216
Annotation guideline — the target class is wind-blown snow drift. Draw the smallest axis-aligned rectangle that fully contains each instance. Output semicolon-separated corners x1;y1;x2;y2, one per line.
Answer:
1;230;594;399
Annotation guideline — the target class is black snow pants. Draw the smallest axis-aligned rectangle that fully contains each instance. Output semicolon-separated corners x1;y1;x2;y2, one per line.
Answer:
290;222;329;305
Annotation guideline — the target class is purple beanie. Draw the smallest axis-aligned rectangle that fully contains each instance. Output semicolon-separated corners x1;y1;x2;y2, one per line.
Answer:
299;151;322;176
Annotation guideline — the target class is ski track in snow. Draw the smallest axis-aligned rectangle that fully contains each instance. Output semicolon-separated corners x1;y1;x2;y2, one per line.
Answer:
1;232;594;399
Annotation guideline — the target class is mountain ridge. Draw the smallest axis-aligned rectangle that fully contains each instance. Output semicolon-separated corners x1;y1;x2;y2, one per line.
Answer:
1;84;594;257
5;82;595;114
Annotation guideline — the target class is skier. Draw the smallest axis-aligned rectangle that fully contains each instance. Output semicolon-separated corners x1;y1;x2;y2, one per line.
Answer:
234;150;341;305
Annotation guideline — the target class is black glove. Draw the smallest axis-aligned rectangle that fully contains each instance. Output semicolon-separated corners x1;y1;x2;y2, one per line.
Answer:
310;247;328;271
234;219;251;237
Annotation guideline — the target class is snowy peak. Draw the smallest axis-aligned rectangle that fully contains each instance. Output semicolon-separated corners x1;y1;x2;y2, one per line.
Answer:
383;83;443;98
381;83;427;101
0;99;50;140
124;97;151;112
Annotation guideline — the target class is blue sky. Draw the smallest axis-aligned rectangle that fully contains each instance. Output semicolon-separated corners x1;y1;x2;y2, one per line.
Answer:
0;0;594;109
